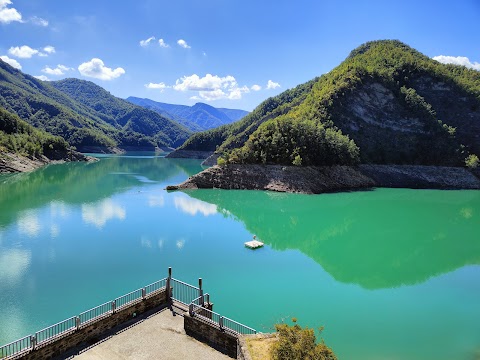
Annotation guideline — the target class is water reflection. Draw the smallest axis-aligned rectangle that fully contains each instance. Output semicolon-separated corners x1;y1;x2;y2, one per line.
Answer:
0;156;203;230
148;194;165;208
17;210;41;238
185;188;480;289
0;248;31;286
81;199;126;228
174;196;217;216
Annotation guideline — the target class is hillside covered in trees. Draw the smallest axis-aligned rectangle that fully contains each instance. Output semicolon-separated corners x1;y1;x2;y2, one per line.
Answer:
0;60;191;152
173;40;480;167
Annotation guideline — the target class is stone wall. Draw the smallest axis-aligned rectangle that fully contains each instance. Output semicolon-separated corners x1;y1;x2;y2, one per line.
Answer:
184;314;238;359
21;289;167;360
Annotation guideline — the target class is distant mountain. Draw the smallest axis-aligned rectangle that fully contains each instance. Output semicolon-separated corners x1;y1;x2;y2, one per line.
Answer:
126;97;249;132
175;40;480;167
0;60;190;152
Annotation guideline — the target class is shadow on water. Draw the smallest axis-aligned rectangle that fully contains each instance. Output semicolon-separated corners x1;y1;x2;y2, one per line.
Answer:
184;188;480;289
0;156;204;229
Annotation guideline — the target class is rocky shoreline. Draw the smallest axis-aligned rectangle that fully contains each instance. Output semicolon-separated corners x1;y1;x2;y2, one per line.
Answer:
166;164;480;194
0;151;96;174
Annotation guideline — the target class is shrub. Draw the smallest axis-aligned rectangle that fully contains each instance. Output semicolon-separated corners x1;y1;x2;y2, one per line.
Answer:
270;319;337;360
465;154;479;169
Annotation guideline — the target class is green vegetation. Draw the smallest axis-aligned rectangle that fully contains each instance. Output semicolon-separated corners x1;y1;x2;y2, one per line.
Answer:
0;107;69;158
465;154;479;169
220;118;359;166
271;319;336;360
182;40;480;167
0;60;190;151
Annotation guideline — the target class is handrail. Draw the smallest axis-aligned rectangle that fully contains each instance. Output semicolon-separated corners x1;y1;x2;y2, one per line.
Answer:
0;276;168;359
0;274;257;359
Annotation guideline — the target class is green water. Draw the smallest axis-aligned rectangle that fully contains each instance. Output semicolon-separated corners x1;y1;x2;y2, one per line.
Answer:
0;154;479;359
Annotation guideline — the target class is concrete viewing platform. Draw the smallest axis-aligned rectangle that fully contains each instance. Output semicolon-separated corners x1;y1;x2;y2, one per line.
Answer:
72;307;229;360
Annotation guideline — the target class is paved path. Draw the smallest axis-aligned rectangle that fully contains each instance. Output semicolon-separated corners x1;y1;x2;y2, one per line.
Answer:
73;308;229;360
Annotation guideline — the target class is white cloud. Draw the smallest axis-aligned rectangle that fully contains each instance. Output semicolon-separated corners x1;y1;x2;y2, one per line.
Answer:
173;73;252;101
43;45;55;54
177;39;191;49
0;0;22;24
30;16;48;26
251;84;261;91
82;199;126;228
0;55;21;69
266;80;281;89
78;58;125;80
8;45;38;58
140;36;155;47
432;55;480;71
158;38;169;48
145;82;168;91
34;75;49;81
174;196;217;216
42;64;72;76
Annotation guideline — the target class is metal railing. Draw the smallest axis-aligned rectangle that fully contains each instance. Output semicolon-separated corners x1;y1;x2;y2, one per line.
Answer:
188;303;257;336
0;276;168;359
0;335;31;358
35;317;77;345
0;269;257;359
170;278;201;306
114;289;143;310
145;278;167;296
78;301;113;325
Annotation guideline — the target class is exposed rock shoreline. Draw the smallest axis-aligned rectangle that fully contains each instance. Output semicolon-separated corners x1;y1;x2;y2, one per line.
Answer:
0;151;96;174
166;164;480;194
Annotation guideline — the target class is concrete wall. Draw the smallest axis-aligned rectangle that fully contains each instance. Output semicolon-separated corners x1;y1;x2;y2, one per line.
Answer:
184;314;238;359
21;289;168;360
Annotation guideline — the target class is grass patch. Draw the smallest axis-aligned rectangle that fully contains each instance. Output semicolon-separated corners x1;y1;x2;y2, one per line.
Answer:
245;335;277;360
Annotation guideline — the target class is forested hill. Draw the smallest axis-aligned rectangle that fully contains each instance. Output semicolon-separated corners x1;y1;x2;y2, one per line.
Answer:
50;78;190;149
175;40;480;167
0;60;190;151
0;107;79;172
126;97;248;132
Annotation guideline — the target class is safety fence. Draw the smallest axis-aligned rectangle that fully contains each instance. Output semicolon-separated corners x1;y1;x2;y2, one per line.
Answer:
0;273;257;359
0;277;168;359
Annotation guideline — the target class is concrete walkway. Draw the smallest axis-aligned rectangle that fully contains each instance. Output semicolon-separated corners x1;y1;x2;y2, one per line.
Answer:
72;307;229;360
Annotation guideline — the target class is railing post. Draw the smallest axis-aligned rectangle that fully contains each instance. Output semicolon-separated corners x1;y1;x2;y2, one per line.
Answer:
30;335;36;350
75;316;80;330
206;293;210;305
199;278;204;306
142;287;146;299
189;303;194;316
111;300;116;313
166;267;172;302
219;316;224;331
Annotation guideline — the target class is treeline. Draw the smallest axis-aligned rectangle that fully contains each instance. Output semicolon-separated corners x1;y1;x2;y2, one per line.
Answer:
0;107;69;157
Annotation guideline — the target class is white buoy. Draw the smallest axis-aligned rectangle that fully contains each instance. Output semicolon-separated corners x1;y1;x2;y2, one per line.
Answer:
245;235;264;249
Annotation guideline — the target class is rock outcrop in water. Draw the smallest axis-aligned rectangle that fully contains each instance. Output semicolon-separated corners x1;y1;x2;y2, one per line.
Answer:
167;164;480;194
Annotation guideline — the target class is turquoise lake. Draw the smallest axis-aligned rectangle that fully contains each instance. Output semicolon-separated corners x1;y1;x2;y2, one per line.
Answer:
0;153;479;359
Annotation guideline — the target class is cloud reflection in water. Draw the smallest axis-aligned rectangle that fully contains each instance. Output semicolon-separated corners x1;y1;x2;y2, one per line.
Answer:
174;196;217;216
81;199;126;228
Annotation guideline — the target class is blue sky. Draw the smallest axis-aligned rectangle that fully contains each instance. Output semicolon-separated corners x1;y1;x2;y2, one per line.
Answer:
0;0;479;111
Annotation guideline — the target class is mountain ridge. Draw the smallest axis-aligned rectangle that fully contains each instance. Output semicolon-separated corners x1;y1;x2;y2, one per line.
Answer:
0;61;191;152
170;40;480;168
126;96;249;132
